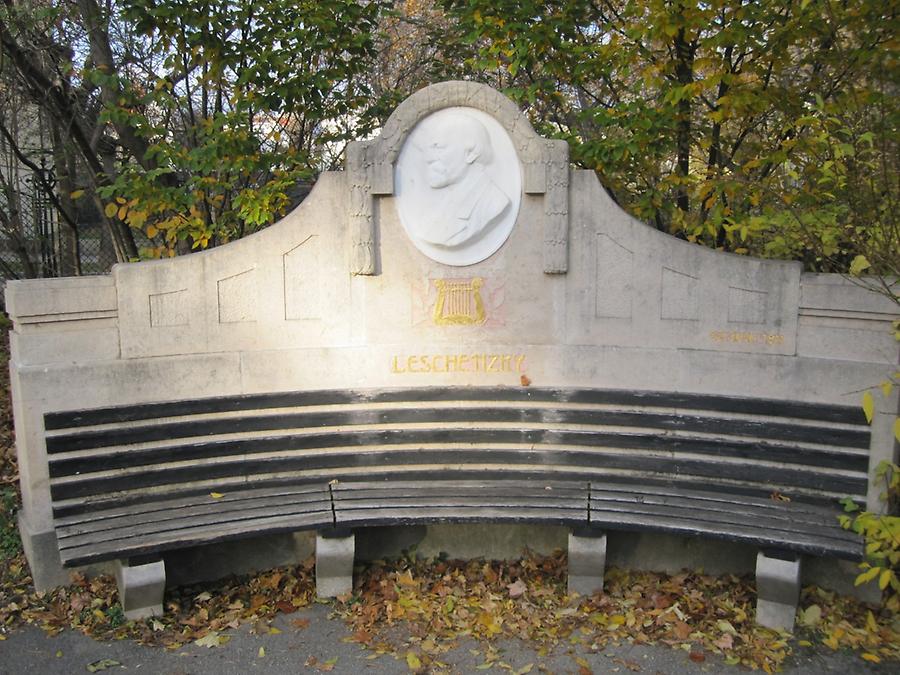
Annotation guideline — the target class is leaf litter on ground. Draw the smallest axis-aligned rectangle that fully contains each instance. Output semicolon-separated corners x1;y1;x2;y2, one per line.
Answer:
0;546;897;671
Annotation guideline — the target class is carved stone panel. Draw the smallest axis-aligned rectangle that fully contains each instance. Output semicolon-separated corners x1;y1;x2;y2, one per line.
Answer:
149;289;190;327
217;269;256;324
395;107;522;267
660;267;700;321
283;235;320;320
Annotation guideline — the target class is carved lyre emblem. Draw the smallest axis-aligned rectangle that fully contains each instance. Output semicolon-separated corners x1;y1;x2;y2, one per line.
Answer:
433;278;486;325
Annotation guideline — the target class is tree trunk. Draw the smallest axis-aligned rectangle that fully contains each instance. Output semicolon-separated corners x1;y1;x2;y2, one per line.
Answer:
673;24;694;217
51;123;82;276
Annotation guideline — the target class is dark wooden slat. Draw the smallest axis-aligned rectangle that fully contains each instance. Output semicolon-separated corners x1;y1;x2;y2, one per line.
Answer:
45;387;867;430
45;405;869;454
52;477;330;519
57;491;331;535
50;446;867;502
332;496;587;511
48;426;869;478
334;506;587;528
58;500;335;550
589;491;842;531
587;496;857;548
55;484;329;527
588;509;862;560
59;511;336;567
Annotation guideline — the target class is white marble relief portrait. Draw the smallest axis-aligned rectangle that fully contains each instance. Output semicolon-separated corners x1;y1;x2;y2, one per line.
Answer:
395;107;522;266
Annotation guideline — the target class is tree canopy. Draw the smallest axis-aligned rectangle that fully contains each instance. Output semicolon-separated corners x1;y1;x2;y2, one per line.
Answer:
0;0;896;289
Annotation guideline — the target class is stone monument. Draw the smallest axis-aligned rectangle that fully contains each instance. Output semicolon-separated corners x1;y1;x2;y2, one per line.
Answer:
4;82;897;598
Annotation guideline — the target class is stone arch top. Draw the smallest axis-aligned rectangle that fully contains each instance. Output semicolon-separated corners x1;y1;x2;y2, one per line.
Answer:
347;81;569;275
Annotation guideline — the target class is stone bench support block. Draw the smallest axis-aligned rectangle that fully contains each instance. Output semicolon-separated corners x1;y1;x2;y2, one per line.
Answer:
316;531;355;598
18;513;69;591
114;559;166;620
567;530;607;596
756;551;801;631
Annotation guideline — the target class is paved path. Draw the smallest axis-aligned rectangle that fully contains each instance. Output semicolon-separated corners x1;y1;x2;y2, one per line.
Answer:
0;604;891;674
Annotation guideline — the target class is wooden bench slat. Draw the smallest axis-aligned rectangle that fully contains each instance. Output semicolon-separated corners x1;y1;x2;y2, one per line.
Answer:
45;406;869;454
44;387;867;430
588;510;862;560
59;510;336;567
588;496;857;546
49;446;867;502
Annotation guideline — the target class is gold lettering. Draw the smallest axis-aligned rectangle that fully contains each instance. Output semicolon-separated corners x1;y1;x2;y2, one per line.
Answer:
515;354;526;372
709;331;784;346
390;353;532;375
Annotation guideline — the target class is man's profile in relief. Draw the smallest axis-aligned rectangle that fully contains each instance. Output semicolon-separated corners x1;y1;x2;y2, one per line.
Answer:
418;114;511;248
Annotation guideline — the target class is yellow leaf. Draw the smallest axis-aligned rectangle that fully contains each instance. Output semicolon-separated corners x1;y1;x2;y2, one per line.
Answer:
210;492;224;499
146;225;158;238
406;651;421;671
117;205;128;220
258;646;265;658
878;569;892;590
104;202;118;218
268;626;281;635
70;190;85;200
861;653;881;663
862;391;875;424
799;605;821;626
866;611;878;633
894;418;900;444
880;380;893;398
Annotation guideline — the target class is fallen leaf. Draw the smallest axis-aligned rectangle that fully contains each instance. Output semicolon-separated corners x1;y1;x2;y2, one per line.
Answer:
406;651;422;671
292;618;311;629
194;631;230;648
209;492;224;499
688;650;705;663
673;621;691;640
714;633;733;650
86;659;121;672
258;646;265;658
799;605;822;626
861;653;881;663
507;579;528;598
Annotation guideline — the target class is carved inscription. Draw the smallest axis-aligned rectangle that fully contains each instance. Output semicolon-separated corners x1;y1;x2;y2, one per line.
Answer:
391;353;527;374
710;331;785;345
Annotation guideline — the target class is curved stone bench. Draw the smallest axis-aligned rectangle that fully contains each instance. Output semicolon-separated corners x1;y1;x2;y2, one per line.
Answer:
44;386;865;627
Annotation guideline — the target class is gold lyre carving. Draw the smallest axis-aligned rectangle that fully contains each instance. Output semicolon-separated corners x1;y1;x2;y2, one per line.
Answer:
433;278;486;326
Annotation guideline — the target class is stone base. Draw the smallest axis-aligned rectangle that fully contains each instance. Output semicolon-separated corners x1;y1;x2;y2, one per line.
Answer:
567;530;607;596
114;559;166;620
756;551;801;631
18;512;70;591
316;531;355;598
